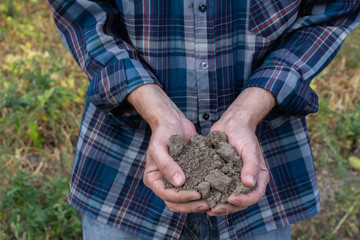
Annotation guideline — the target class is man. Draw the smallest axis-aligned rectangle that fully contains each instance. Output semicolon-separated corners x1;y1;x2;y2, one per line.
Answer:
49;0;360;239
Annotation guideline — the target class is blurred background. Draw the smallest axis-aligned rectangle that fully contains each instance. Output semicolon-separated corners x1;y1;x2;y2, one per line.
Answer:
0;1;359;239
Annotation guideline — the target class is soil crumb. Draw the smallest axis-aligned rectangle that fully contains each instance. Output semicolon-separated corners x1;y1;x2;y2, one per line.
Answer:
164;130;255;208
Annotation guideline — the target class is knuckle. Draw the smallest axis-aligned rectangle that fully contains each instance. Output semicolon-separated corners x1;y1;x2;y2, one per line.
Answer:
253;160;261;170
168;206;176;212
157;192;167;201
260;169;270;184
159;162;173;176
148;141;160;154
146;150;153;158
166;203;180;213
147;142;155;152
255;187;265;201
143;177;149;187
265;172;270;184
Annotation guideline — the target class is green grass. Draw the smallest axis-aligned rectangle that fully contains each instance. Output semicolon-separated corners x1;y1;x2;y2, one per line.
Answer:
0;170;82;240
1;1;360;239
292;27;360;240
0;1;85;239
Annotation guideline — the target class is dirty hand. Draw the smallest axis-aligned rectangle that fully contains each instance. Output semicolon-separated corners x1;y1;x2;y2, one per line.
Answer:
127;84;210;213
207;87;275;216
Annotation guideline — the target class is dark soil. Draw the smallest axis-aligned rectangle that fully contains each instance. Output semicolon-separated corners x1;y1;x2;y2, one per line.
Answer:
164;130;255;208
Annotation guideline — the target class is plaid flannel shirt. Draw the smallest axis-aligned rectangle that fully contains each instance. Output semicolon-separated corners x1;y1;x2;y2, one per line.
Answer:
49;0;360;239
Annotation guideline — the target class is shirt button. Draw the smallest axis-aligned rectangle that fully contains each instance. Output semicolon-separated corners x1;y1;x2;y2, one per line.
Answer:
203;113;210;120
200;61;208;70
199;4;207;13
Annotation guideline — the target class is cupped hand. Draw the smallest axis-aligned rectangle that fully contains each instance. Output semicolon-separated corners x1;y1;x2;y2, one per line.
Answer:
206;87;275;216
127;84;210;213
143;119;209;213
206;122;269;216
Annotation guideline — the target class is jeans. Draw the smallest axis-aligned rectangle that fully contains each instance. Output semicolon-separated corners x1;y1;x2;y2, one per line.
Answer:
82;213;291;240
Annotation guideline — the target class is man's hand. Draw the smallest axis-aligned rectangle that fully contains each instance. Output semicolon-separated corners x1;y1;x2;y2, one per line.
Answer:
127;84;210;213
207;87;275;216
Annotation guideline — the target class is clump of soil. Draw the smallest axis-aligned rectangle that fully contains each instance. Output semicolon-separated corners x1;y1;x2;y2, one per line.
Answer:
164;130;255;208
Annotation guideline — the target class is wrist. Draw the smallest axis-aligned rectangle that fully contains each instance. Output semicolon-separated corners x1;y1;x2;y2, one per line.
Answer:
219;87;276;130
126;84;184;130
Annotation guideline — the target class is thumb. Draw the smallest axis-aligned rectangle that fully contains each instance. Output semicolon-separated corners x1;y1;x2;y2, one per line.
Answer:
240;145;260;187
151;147;185;187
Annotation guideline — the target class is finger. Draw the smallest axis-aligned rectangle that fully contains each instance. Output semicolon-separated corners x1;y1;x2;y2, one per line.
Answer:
239;142;261;187
148;141;185;187
227;169;269;207
144;174;201;203
206;204;246;216
143;155;201;202
145;175;200;203
165;200;210;213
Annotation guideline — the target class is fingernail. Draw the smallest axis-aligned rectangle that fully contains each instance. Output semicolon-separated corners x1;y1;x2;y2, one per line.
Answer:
172;172;183;186
246;175;255;186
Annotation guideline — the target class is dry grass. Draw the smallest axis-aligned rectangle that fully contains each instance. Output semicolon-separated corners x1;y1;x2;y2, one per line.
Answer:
292;29;360;239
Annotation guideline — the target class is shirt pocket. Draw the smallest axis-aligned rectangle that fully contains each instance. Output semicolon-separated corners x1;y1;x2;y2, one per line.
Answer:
248;0;300;40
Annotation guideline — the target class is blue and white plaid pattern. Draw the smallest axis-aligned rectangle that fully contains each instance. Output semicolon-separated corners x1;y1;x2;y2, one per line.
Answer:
49;0;360;239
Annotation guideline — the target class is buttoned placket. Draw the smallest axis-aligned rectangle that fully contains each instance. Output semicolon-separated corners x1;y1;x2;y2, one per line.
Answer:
193;0;216;135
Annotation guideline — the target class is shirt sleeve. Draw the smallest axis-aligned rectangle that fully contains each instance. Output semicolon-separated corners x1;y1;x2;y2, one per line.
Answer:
49;0;160;127
244;0;360;124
